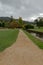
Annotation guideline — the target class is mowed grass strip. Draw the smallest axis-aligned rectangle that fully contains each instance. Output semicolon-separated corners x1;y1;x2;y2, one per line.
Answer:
0;29;19;52
23;30;43;49
30;27;43;32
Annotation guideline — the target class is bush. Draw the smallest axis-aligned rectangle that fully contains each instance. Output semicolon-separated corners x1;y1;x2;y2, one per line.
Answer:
24;24;34;29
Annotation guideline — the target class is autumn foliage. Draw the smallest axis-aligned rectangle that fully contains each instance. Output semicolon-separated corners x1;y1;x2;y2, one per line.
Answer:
9;21;19;28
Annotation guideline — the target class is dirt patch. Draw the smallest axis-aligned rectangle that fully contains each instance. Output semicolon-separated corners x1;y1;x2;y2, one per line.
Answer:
0;30;43;65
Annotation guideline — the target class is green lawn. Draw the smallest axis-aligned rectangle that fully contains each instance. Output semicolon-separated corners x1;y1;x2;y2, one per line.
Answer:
30;27;43;32
24;30;43;49
0;29;19;52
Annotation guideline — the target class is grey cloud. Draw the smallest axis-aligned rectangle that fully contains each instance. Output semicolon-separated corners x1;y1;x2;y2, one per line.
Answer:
0;0;43;20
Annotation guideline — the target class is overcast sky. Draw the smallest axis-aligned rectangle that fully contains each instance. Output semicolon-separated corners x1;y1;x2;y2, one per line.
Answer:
0;0;43;21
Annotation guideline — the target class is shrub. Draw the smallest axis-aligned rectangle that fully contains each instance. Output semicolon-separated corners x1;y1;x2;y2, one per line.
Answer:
24;24;34;29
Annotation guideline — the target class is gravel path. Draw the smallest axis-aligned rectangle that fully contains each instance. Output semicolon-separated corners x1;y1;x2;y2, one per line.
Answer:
0;30;43;65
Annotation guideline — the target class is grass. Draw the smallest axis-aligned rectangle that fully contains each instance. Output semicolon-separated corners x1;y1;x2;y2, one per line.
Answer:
30;27;43;32
23;30;43;49
0;29;19;52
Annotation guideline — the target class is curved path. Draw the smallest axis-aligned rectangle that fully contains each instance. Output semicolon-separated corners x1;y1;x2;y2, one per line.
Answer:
0;30;43;65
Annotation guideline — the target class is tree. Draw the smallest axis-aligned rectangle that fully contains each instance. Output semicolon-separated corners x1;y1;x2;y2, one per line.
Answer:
35;18;43;28
18;17;23;27
2;22;5;27
10;16;13;22
9;21;19;28
39;19;43;27
0;23;1;27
